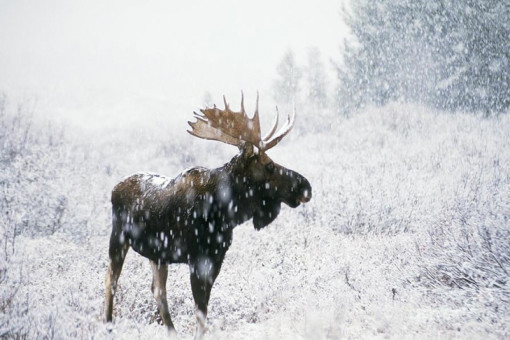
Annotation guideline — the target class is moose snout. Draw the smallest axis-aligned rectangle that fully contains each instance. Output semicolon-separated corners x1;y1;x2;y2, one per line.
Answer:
298;177;312;203
282;176;312;208
300;187;312;203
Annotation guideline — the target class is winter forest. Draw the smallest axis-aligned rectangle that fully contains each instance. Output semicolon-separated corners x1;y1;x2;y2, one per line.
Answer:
1;0;509;339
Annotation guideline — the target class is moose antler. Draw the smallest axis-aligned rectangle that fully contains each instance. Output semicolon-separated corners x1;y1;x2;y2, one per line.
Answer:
188;93;295;152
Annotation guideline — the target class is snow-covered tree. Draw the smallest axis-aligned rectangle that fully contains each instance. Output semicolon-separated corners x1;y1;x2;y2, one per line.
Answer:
273;49;302;106
430;0;510;114
336;0;510;115
305;47;329;109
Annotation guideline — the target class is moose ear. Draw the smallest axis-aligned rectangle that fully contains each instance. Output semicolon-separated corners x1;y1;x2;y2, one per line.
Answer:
239;142;254;159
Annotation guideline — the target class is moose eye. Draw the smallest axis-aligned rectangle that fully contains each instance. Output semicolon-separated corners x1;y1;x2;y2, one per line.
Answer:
265;162;275;174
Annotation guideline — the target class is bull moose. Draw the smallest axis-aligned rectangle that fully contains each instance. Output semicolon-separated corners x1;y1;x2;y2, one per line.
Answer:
104;94;312;338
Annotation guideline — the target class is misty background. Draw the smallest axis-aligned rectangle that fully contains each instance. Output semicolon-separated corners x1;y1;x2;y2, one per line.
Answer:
0;0;345;129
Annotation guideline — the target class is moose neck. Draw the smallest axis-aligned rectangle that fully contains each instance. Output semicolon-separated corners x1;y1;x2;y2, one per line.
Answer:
208;154;257;228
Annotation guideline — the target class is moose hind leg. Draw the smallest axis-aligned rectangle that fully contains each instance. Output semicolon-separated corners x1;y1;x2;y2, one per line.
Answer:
150;260;175;331
105;220;129;323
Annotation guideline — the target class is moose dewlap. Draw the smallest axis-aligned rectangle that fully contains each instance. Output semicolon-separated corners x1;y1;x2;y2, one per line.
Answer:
104;94;312;338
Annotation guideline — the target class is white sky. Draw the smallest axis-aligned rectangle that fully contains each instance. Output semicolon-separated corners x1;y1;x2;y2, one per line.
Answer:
0;0;346;129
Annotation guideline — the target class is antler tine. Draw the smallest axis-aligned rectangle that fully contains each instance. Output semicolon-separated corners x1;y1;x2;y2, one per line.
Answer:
260;108;295;151
240;91;245;113
262;106;279;142
223;95;229;110
250;93;262;146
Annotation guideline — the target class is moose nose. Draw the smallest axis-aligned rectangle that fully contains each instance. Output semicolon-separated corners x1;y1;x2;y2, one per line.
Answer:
298;178;312;203
300;188;312;203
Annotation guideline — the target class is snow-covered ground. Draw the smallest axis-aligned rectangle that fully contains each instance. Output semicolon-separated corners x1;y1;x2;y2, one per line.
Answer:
1;103;509;339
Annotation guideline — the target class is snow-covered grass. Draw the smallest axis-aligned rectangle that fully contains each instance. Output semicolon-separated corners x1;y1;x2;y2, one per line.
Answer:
1;101;509;339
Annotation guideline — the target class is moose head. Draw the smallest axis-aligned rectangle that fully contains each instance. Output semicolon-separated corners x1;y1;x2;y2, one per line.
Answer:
105;94;312;338
188;93;312;229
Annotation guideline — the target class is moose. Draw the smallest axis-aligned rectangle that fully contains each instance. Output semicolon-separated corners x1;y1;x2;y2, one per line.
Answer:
104;94;312;338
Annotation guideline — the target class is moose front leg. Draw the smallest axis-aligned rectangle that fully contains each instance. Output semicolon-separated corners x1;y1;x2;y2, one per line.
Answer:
150;260;176;332
189;256;222;339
